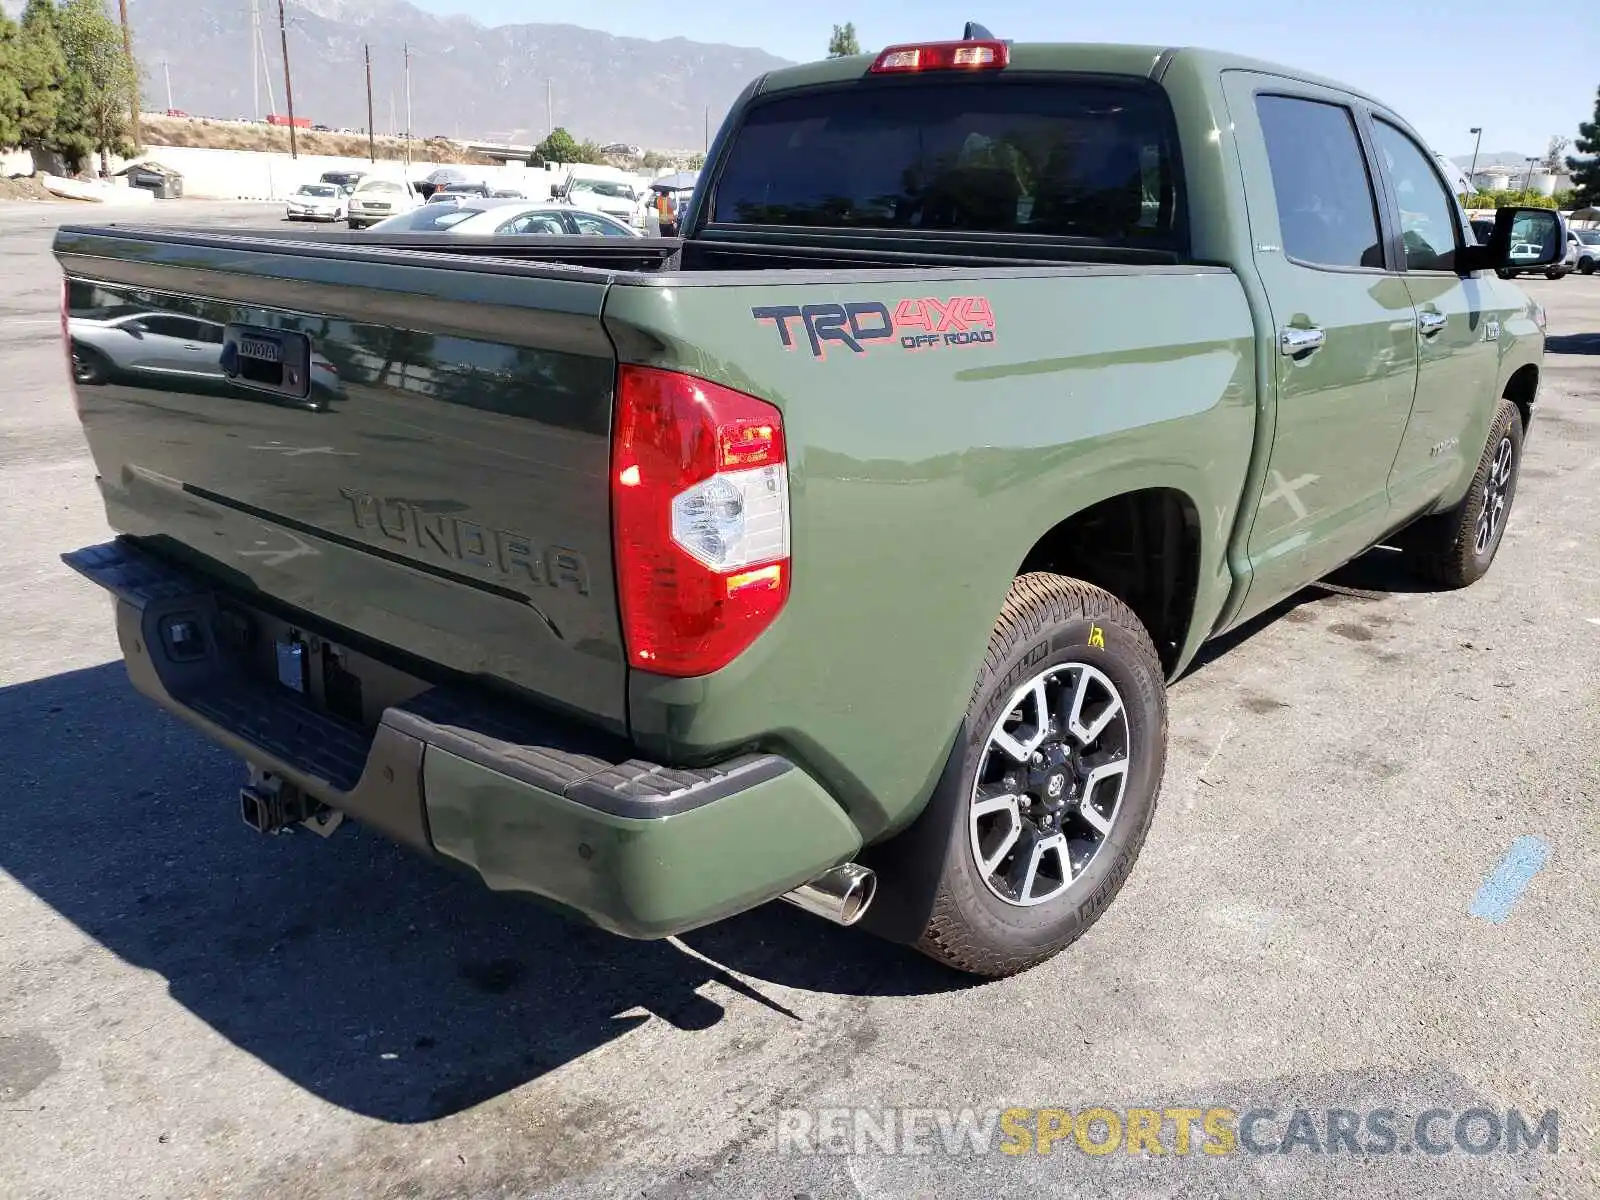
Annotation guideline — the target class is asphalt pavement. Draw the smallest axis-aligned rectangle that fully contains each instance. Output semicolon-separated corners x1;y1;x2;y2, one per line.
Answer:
0;200;1595;1200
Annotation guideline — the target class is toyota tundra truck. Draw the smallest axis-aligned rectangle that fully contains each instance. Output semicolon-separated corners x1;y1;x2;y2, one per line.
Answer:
55;39;1560;977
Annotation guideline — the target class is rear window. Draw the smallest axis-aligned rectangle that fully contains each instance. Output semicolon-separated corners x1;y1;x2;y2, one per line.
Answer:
708;77;1183;245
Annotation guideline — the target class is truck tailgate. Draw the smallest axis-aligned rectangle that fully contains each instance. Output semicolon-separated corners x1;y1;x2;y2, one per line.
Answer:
58;227;627;729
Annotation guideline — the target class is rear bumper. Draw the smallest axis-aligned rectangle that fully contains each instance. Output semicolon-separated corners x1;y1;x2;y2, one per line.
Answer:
63;539;861;938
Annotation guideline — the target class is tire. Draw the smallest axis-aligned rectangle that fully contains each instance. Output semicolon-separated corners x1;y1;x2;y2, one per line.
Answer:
70;343;109;385
1581;258;1596;276
904;573;1168;978
1545;269;1566;280
1496;268;1514;280
1403;398;1523;589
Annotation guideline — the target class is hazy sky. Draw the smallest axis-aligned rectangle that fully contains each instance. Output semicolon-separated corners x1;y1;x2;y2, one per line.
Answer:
406;0;1593;160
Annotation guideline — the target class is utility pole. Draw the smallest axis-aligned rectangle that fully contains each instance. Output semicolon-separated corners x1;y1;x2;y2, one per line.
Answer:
546;79;553;136
364;44;376;162
1524;155;1538;191
703;106;708;152
277;0;297;158
403;41;412;167
162;60;173;112
1468;127;1483;185
250;0;258;118
116;0;139;151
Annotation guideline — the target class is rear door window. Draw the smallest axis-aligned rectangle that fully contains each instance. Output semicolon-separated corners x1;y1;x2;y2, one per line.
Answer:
1255;95;1384;270
709;78;1183;246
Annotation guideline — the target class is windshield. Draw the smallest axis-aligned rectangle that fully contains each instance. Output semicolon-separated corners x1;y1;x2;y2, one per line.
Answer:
570;180;634;199
298;184;338;197
710;78;1183;245
356;179;404;195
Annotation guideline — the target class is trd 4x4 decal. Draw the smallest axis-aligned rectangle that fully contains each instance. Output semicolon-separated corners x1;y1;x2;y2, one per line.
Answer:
752;297;997;359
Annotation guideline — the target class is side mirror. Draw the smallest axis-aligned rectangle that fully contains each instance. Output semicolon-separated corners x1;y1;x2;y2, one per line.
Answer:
1461;206;1566;273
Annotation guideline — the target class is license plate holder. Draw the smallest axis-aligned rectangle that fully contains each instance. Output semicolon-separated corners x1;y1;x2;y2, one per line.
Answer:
222;324;312;400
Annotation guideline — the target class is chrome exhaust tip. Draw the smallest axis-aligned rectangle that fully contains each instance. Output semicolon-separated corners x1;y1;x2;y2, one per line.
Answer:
780;863;877;927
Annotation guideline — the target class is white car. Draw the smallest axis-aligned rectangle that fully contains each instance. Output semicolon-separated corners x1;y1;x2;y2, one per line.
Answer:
285;182;347;222
561;176;647;228
347;177;421;229
68;312;225;385
443;203;643;237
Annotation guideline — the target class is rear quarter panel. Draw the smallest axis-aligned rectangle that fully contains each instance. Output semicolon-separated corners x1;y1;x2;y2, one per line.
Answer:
605;268;1257;839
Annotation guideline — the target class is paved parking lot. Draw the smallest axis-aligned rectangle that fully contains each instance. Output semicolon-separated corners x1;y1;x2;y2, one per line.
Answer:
0;201;1595;1200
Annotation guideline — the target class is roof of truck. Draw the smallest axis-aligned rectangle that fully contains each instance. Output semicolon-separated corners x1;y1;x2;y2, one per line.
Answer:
752;43;1394;115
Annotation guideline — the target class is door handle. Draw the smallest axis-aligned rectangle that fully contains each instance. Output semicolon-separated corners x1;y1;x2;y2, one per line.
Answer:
1279;326;1326;357
1417;312;1448;337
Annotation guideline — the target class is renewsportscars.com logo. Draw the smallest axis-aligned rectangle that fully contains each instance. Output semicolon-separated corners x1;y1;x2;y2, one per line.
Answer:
752;296;997;359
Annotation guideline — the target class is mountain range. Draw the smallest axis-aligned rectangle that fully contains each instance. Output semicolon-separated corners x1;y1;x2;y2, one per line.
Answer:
7;0;796;150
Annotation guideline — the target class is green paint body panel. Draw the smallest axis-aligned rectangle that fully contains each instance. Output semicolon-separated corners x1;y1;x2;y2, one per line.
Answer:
52;42;1547;935
425;746;862;937
608;270;1257;839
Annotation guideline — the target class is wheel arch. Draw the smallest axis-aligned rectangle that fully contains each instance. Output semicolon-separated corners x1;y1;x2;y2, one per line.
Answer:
1016;487;1203;677
1503;363;1538;432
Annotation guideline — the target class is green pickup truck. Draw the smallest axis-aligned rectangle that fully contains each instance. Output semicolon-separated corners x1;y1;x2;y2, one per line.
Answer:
57;39;1561;977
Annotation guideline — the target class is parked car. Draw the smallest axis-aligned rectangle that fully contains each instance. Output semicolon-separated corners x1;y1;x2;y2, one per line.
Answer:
365;199;523;231
433;180;491;199
319;170;365;190
1500;229;1575;279
284;182;348;222
560;173;646;227
444;202;642;237
115;160;183;199
68;312;224;385
345;175;421;228
54;38;1558;978
1573;227;1600;275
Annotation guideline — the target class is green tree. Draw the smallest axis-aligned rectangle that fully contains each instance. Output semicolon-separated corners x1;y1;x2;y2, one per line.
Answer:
827;22;860;58
49;0;138;174
1569;85;1600;208
535;126;581;164
0;2;66;153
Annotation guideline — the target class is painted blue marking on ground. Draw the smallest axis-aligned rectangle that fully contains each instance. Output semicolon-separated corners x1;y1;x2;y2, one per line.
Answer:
1469;836;1550;923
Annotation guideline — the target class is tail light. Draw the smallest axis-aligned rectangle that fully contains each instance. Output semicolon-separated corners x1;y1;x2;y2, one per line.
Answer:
870;40;1009;73
612;365;790;676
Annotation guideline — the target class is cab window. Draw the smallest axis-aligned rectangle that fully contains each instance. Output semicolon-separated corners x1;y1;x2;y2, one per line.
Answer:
1371;120;1461;271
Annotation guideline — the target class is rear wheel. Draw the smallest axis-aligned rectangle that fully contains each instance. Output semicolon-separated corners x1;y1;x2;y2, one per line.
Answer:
1581;258;1596;276
911;573;1167;978
1402;398;1523;589
70;343;109;385
1545;269;1566;280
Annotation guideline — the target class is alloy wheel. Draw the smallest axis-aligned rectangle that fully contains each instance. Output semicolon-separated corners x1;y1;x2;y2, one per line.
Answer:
1475;435;1515;556
968;662;1131;907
